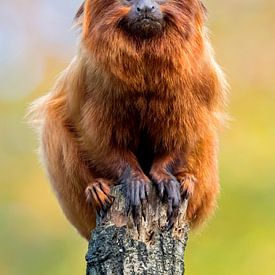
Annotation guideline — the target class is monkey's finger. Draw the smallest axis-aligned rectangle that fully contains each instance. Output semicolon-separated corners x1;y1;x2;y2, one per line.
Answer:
167;213;174;230
127;181;136;207
91;186;105;214
90;184;114;215
139;183;146;221
145;181;150;201
167;197;173;222
164;179;181;229
165;178;181;207
172;182;181;207
93;185;108;204
133;181;141;207
139;182;146;202
140;183;148;221
126;181;141;225
157;182;165;200
99;180;111;195
164;179;173;196
141;200;147;222
134;182;145;225
101;196;114;213
126;180;132;203
99;182;115;204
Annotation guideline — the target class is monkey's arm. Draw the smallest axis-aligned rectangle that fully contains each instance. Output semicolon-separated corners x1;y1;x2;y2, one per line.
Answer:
39;99;117;238
89;148;151;220
150;130;219;227
77;101;151;218
149;152;182;227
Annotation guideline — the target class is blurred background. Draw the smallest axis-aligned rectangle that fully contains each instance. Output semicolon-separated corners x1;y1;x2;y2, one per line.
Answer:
0;0;274;274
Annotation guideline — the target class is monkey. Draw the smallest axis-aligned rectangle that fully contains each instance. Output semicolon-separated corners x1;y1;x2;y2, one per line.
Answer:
28;0;228;240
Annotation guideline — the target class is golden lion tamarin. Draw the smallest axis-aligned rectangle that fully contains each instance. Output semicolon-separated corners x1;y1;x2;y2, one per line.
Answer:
28;0;227;240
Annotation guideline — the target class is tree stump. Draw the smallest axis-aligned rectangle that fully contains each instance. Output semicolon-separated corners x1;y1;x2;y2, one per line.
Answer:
86;183;189;275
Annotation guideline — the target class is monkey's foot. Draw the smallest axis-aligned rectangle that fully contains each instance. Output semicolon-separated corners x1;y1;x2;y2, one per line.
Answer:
85;179;114;217
178;173;197;200
150;172;181;229
120;169;149;227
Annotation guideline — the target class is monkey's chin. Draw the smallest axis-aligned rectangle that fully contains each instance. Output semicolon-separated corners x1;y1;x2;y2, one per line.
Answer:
122;19;164;39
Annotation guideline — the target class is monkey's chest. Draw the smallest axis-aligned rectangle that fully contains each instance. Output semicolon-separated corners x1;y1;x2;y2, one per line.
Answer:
125;94;196;150
110;92;206;152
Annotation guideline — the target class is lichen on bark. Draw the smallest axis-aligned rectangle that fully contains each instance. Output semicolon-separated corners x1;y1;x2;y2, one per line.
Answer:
86;183;189;275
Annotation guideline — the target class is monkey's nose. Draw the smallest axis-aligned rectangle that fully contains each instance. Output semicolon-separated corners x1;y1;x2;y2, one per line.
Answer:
136;0;156;15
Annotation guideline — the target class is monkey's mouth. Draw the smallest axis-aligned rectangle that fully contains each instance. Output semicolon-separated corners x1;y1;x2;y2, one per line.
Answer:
120;16;164;38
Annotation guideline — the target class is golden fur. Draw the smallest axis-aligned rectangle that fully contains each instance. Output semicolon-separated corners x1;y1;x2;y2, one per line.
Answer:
28;0;227;239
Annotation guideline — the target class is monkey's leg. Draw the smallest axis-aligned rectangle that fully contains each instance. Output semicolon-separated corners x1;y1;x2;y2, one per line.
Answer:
42;114;113;240
149;153;181;228
175;133;219;228
96;151;150;223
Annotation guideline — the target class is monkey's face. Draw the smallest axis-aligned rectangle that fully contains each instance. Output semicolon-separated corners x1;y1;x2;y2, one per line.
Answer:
119;0;165;38
79;0;206;41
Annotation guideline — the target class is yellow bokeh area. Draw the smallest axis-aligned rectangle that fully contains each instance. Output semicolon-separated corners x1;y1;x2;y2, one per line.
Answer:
0;1;275;274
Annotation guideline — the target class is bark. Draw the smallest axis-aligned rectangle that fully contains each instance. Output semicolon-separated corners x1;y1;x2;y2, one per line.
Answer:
86;183;189;275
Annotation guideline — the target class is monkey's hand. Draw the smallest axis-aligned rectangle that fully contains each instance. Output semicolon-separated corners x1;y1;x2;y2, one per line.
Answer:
120;167;150;227
85;179;114;217
150;169;181;229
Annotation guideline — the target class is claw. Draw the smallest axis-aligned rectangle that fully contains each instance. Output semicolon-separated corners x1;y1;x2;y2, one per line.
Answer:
141;201;147;222
140;184;148;222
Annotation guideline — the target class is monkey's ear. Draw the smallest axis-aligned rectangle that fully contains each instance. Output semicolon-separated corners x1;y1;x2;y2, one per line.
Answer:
74;2;85;27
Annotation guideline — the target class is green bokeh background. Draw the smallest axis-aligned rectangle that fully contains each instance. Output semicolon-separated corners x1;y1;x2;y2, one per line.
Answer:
0;1;274;274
